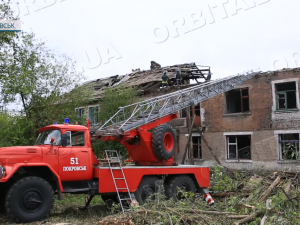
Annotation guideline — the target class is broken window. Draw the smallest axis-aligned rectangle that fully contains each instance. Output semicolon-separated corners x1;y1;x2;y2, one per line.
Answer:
275;82;297;110
227;135;251;160
89;106;99;125
279;133;299;160
180;108;187;118
76;108;85;118
226;88;250;113
195;103;200;116
187;135;202;159
180;106;193;118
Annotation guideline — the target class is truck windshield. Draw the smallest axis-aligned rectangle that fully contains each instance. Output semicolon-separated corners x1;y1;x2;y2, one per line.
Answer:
35;129;62;146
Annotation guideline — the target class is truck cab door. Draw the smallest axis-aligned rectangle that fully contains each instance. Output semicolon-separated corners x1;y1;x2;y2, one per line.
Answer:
58;130;93;181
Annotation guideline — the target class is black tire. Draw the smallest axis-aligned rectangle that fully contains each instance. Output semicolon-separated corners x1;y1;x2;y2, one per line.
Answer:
5;176;54;223
0;193;5;214
101;194;119;209
152;124;176;160
135;176;160;205
165;175;196;201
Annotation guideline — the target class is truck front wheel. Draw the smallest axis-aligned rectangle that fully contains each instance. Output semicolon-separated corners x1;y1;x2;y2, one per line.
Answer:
5;176;54;223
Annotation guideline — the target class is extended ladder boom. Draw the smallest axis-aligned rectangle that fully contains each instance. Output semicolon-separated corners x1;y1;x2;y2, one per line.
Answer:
96;70;260;137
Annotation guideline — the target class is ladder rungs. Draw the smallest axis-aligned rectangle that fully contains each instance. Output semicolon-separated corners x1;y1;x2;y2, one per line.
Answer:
111;167;121;170
120;198;132;201
114;178;125;180
117;188;128;190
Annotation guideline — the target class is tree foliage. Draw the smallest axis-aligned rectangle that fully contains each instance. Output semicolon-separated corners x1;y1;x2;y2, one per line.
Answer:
0;2;92;145
93;86;138;159
0;111;28;147
98;85;138;123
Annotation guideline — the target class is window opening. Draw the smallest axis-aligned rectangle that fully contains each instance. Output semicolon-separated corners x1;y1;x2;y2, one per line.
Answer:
195;103;200;116
89;106;99;125
279;133;299;160
66;131;85;147
76;108;85;118
186;135;202;159
227;135;251;159
226;88;250;113
180;108;187;118
275;82;297;110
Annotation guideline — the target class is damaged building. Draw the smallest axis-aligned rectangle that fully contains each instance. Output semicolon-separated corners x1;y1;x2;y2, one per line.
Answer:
176;67;300;172
77;61;300;171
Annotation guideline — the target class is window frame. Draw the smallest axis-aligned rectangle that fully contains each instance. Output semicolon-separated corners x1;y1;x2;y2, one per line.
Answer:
185;133;202;159
88;106;99;125
65;131;86;147
277;133;300;161
224;132;253;161
179;108;187;118
272;79;300;112
225;88;250;114
75;107;85;118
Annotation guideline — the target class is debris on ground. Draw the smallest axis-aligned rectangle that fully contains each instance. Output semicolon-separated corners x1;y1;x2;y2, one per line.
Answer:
96;166;300;225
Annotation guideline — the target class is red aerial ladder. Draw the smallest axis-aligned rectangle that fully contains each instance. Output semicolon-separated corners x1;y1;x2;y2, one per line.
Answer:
0;69;259;222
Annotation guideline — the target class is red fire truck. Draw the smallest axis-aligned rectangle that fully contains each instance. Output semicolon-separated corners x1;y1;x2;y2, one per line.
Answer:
0;71;257;222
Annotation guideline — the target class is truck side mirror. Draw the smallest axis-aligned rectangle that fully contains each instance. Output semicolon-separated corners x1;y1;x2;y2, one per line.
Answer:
61;134;68;147
50;137;55;144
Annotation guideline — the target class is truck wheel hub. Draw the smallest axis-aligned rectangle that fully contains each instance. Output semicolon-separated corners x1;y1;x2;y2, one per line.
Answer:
21;190;42;212
163;132;174;152
176;184;188;199
142;186;155;201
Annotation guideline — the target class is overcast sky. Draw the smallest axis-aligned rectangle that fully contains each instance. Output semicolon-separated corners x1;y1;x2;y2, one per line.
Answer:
6;0;300;82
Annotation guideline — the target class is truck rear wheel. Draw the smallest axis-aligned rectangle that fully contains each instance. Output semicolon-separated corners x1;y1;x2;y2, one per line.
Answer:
5;176;54;223
152;124;176;160
135;176;159;205
165;175;196;201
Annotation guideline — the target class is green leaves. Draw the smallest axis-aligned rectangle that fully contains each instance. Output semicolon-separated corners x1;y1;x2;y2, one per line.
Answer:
98;85;138;123
0;3;92;145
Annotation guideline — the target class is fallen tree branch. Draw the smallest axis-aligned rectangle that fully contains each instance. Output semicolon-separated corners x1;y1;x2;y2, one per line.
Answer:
178;208;237;215
166;207;205;225
284;180;292;194
261;199;272;225
235;210;263;225
227;215;249;219
258;176;281;202
246;186;265;202
212;192;250;197
279;186;292;201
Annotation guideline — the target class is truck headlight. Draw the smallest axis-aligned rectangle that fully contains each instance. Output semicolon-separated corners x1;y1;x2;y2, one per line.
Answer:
0;166;5;179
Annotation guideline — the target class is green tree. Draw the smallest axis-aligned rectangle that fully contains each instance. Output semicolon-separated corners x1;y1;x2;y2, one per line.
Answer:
93;86;138;159
0;111;28;147
0;29;92;144
98;85;138;123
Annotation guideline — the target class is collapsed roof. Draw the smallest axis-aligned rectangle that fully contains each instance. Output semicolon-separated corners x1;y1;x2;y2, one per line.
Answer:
84;61;211;100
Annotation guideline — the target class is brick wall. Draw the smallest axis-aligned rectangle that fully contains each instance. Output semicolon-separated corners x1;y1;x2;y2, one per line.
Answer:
176;68;300;171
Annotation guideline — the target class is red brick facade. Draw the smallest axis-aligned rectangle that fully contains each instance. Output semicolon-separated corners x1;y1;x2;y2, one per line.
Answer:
176;68;300;171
